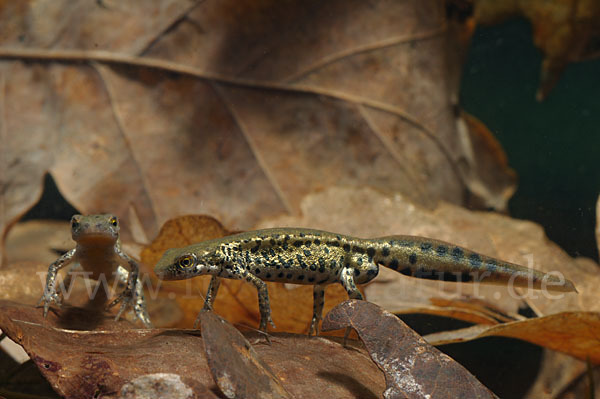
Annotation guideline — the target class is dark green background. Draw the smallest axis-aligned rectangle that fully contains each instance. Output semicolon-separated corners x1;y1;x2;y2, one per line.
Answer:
461;18;600;261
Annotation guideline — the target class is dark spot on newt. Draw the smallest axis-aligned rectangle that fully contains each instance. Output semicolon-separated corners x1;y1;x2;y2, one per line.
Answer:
314;238;321;245
305;240;312;247
266;273;271;278
382;246;391;257
297;275;305;281
389;259;399;270
286;273;293;279
415;267;435;279
452;247;464;261
343;243;351;252
409;253;417;264
304;249;312;257
293;241;303;248
436;245;448;256
308;277;315;282
486;260;497;272
420;242;432;251
310;264;317;271
299;233;305;237
255;268;261;274
278;272;284;278
354;269;361;276
353;246;365;254
367;247;376;258
469;253;482;267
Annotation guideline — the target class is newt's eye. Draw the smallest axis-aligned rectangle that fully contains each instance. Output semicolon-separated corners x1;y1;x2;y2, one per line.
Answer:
71;218;80;229
109;217;118;227
177;255;195;269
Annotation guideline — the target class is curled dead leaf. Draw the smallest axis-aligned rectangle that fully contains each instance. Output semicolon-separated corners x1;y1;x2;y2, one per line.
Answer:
473;0;600;99
322;300;499;399
200;310;293;399
424;311;600;364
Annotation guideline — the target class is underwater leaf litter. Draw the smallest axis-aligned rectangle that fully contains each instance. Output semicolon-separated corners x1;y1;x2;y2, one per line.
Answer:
0;301;391;398
1;0;600;398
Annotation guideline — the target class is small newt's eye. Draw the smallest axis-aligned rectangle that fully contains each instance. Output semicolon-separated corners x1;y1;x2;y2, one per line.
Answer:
71;218;80;229
177;255;195;269
109;217;118;227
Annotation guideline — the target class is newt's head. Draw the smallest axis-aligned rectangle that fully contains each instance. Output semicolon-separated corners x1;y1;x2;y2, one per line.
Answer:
154;244;219;280
71;214;120;246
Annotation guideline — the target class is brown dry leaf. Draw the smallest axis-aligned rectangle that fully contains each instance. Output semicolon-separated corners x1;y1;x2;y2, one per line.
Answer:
141;215;352;334
322;300;499;399
258;186;595;319
523;350;591;399
456;111;517;211
472;0;600;99
4;220;72;265
424;312;600;364
0;301;386;399
199;310;293;399
0;0;517;263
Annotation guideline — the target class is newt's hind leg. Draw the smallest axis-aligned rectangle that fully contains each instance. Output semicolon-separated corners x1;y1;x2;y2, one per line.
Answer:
109;254;152;328
340;266;364;346
309;285;326;336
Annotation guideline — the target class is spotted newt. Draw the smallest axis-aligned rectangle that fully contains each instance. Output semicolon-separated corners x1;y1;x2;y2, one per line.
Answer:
154;228;575;334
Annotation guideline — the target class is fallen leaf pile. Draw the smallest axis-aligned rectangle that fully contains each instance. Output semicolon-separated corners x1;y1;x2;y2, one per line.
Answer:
1;0;599;398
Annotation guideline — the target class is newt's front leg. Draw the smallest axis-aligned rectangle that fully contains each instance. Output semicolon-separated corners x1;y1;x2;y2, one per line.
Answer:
193;275;222;328
38;249;76;317
232;266;275;331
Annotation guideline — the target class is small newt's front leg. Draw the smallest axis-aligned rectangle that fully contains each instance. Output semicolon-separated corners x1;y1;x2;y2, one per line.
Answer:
39;249;76;317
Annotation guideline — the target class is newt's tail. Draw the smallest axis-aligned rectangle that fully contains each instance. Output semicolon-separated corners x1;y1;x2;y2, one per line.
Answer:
371;236;576;293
